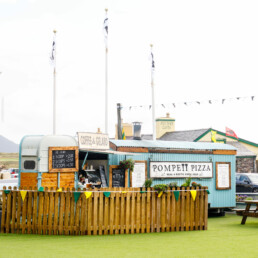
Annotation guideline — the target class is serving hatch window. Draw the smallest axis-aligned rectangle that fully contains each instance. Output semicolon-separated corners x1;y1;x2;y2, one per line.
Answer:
24;160;36;170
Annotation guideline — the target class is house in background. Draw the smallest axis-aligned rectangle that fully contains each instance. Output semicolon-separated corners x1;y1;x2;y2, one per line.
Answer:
116;113;258;173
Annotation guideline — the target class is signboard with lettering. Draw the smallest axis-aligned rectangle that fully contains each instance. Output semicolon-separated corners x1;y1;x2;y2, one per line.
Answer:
77;132;109;150
150;162;213;178
216;162;231;190
49;146;79;172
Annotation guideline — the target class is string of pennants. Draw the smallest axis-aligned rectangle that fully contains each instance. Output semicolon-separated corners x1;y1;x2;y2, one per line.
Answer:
3;188;210;203
123;95;255;111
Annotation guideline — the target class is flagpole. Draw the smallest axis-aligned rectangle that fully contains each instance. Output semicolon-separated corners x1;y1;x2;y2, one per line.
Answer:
53;30;57;135
150;44;156;140
105;8;108;134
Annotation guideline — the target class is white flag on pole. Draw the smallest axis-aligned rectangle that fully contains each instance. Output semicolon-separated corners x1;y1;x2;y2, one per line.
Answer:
103;13;108;48
50;33;56;67
150;51;155;75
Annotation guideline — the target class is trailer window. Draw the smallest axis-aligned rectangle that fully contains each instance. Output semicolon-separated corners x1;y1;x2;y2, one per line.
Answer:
24;160;36;170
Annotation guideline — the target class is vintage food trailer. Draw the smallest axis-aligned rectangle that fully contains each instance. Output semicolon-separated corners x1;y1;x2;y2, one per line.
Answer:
19;135;79;189
109;139;237;212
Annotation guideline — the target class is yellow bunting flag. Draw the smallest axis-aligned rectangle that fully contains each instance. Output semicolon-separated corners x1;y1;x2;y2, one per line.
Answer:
84;192;92;199
20;191;27;201
57;188;62;192
190;190;197;201
122;191;127;194
158;191;163;198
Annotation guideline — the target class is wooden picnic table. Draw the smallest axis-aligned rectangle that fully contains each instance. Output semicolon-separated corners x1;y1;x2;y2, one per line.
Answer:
237;200;258;224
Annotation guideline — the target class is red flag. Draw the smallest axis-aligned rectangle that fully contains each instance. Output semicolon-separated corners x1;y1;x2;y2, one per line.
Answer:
226;127;238;139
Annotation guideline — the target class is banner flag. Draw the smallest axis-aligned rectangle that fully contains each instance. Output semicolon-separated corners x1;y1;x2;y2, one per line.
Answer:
73;192;81;203
50;32;56;67
140;191;147;193
38;186;44;192
174;191;180;201
150;49;155;76
20;191;27;201
190;190;197;201
57;188;62;192
122;127;126;140
157;191;163;198
84;192;92;199
4;190;10;194
211;130;217;143
103;10;108;47
122;191;127;194
104;192;111;198
226;127;238;139
206;190;210;194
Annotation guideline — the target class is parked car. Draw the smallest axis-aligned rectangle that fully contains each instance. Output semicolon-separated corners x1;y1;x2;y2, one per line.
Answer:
236;173;258;193
8;168;19;178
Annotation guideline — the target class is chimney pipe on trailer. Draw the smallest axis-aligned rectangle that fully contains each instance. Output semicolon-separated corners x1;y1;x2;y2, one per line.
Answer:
132;122;142;140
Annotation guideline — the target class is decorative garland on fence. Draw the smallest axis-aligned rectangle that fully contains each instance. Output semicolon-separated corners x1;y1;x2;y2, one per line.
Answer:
3;189;210;203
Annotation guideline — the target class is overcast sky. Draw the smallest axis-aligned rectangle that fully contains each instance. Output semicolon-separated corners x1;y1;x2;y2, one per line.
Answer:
0;0;257;144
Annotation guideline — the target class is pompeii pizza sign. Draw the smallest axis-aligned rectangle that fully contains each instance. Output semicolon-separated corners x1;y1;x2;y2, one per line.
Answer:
150;162;213;178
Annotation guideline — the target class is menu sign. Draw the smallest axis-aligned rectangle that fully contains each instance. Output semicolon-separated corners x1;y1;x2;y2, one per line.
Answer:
216;163;231;190
112;169;125;187
52;150;75;168
49;146;79;172
150;162;213;178
77;132;109;150
132;162;146;187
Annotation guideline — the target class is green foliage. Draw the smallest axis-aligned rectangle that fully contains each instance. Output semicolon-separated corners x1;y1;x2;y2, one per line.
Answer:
245;197;253;201
181;177;191;187
192;181;202;187
167;182;177;188
153;184;168;193
143;179;153;188
119;159;135;172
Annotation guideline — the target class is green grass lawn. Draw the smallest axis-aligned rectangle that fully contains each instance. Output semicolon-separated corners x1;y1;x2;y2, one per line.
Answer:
0;213;257;258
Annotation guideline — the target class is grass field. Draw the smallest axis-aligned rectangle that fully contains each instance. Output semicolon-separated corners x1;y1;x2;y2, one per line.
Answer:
0;153;19;169
0;213;258;258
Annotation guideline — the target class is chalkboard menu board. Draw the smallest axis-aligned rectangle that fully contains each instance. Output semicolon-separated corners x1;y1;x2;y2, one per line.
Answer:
49;146;79;172
112;169;125;187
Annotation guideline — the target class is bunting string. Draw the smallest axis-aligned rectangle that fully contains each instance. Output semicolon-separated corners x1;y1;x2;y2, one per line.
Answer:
4;189;208;193
123;95;255;111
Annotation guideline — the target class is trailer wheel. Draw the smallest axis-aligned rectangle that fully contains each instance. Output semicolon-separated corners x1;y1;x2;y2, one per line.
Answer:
219;209;225;216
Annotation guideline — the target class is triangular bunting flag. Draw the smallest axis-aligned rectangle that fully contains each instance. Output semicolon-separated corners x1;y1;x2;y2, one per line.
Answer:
84;192;92;199
73;192;81;203
173;191;180;201
190;190;197;201
157;191;163;198
104;192;111;198
122;191;127;194
140;191;147;193
206;190;210;194
20;191;27;201
4;190;11;194
57;188;62;192
38;186;44;192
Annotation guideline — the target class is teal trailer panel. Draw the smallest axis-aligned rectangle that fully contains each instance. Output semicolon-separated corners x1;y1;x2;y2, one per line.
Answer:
109;152;236;208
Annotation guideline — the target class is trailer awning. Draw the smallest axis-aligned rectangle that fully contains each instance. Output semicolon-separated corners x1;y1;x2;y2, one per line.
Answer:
79;148;138;155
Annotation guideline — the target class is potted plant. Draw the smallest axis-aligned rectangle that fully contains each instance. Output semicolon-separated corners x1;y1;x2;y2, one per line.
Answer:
153;184;168;194
143;179;153;188
119;158;135;172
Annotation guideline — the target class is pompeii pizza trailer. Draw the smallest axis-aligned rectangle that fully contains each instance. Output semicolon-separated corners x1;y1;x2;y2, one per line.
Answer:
19;133;237;214
109;139;237;214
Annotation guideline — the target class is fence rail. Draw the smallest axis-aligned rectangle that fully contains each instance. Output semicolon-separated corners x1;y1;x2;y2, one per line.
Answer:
1;186;208;235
